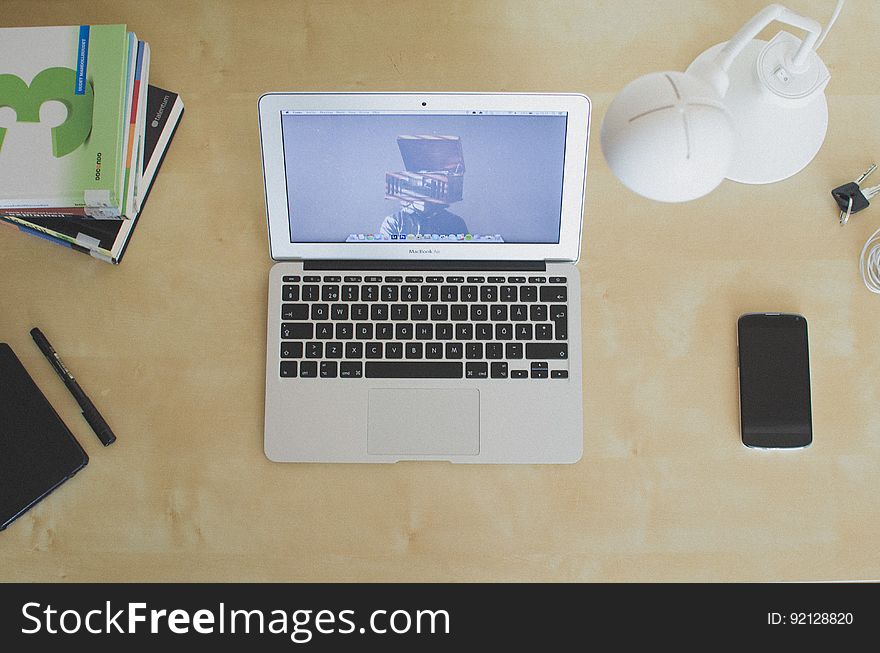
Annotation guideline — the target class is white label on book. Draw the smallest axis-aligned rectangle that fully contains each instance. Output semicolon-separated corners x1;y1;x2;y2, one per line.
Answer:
84;189;112;206
75;233;101;249
88;250;113;263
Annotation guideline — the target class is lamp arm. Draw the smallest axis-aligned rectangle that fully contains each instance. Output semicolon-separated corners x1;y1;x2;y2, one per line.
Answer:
714;3;821;72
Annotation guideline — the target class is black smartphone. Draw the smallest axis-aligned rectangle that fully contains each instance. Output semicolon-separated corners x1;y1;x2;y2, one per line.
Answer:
737;313;812;449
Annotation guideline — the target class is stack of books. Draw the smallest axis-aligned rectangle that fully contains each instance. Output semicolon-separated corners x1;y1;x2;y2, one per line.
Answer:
0;24;183;263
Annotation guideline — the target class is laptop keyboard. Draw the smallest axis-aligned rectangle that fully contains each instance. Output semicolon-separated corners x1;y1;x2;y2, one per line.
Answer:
277;274;570;379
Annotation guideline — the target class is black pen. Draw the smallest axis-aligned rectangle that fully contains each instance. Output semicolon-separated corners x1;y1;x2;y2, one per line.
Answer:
30;327;116;446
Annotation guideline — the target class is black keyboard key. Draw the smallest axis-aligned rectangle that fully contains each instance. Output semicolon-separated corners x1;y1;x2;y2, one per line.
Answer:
430;304;448;321
311;304;329;320
340;362;363;378
320;361;338;378
420;285;438;302
528;276;546;283
325;342;343;359
511;305;528;321
303;276;321;283
549;276;566;283
356;323;373;340
321;285;340;301
282;304;308;320
405;276;424;283
467;276;485;283
331;304;349;320
540;286;567;302
351;304;369;320
470;304;488;321
450;305;469;321
381;285;398;302
343;276;362;283
466;343;483;359
325;276;342;282
480;286;498;302
281;323;313;340
527;343;568;360
280;361;297;377
426;276;444;283
529;305;547;322
491;362;509;378
385;342;404;359
520;286;538;302
511;369;528;379
466;362;488;379
405;342;423;359
486;343;504;359
306;342;323;358
302;285;319;301
283;275;301;282
461;286;478;302
455;324;473;340
342;285;359;301
515;324;533;340
490;305;508;321
365;342;383;358
345;342;363;358
385;276;402;283
506;343;523;359
550;305;568;340
508;276;526;283
401;285;419;301
390;304;409;321
365;362;462;378
441;286;458;302
551;370;569;379
365;275;382;282
495;323;513;340
531;367;548;379
282;285;300;301
435;324;453;340
370;304;389;320
445;342;463;359
426;343;443;359
415;323;433;340
447;276;464;283
475;324;493;340
281;342;303;358
411;304;429;321
376;323;394;339
535;324;553;340
362;285;379;302
488;276;505;283
500;286;517;302
395;323;413;340
316;323;333;339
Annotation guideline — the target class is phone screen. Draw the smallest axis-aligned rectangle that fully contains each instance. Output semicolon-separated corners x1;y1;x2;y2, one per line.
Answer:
737;313;812;448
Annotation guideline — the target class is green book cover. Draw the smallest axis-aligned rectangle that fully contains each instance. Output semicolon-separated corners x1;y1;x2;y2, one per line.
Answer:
0;24;130;216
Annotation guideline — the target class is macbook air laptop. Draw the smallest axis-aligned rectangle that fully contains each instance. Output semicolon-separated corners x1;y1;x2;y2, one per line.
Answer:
258;92;590;463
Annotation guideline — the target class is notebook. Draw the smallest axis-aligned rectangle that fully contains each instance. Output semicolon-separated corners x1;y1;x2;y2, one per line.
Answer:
0;343;88;531
258;93;590;463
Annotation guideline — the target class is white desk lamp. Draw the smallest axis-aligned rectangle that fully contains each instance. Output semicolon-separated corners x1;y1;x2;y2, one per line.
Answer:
600;1;845;202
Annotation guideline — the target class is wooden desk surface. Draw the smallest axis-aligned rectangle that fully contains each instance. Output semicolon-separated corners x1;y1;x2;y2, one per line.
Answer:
2;0;879;582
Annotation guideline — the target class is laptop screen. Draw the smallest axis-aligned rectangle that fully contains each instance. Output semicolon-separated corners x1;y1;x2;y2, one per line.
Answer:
279;110;568;244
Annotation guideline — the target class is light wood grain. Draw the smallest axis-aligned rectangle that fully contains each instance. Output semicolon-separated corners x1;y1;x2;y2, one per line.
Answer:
1;0;879;582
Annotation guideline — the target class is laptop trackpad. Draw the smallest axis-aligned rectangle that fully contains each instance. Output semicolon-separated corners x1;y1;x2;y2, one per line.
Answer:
367;388;480;456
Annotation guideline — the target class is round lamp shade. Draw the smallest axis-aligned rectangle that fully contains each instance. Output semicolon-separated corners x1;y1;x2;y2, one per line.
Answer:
600;71;735;202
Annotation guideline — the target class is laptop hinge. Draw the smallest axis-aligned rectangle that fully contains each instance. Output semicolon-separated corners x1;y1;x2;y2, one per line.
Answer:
303;260;546;271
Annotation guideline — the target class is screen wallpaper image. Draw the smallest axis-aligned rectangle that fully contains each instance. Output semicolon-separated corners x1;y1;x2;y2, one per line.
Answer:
280;112;568;244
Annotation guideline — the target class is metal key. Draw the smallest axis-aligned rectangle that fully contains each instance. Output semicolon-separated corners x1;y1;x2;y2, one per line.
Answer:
834;164;876;225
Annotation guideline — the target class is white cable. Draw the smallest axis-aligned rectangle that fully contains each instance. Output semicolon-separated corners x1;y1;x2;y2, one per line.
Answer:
860;226;880;294
815;0;845;50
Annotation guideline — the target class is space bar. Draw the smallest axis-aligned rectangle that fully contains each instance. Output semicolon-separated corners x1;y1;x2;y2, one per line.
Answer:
365;362;463;378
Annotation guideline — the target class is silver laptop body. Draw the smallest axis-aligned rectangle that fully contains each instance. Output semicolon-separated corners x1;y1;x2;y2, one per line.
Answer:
259;93;590;463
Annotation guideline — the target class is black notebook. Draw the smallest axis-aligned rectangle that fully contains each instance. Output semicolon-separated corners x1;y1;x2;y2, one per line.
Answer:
0;343;88;531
